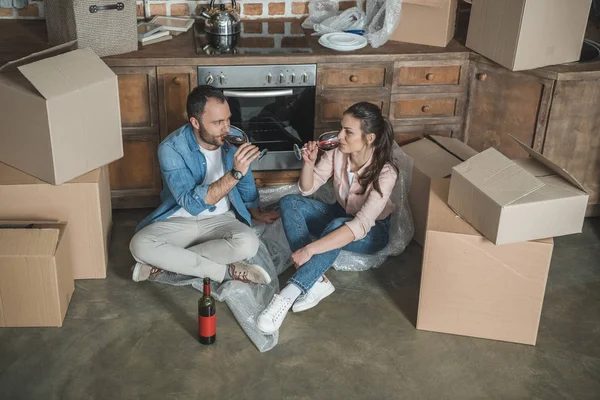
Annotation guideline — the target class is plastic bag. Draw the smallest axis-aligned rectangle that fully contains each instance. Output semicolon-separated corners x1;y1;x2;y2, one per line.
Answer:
364;0;403;48
312;6;367;36
301;0;339;29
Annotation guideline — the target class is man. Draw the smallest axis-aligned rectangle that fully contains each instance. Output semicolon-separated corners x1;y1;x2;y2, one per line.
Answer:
130;85;279;285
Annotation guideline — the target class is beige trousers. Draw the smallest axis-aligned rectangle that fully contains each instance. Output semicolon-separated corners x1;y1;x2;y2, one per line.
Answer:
129;210;259;282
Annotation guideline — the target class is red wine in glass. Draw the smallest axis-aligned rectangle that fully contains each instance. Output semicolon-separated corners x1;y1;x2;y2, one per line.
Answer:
225;126;268;161
293;131;340;160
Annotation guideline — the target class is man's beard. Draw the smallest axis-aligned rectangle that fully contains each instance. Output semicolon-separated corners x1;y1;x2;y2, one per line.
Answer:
197;121;223;147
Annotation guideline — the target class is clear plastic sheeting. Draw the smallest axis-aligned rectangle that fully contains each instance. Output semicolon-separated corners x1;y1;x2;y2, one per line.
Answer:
312;6;366;36
364;0;403;48
152;143;413;352
301;0;339;30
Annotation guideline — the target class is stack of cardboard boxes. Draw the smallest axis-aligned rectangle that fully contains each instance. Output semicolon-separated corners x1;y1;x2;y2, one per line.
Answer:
401;136;589;345
0;41;123;327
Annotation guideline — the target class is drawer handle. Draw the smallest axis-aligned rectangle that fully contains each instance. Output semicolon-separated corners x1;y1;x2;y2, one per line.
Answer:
172;77;183;85
349;75;358;83
476;72;488;81
421;105;430;113
425;73;435;81
89;2;124;13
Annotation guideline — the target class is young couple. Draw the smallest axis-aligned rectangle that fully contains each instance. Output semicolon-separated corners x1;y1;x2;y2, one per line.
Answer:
129;85;398;335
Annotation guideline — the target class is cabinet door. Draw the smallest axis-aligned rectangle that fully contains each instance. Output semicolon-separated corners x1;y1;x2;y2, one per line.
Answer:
112;66;159;135
109;135;162;209
464;62;554;159
157;67;198;141
543;79;600;216
316;95;390;127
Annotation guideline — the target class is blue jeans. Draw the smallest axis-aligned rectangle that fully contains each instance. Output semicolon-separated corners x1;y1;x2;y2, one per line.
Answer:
279;194;390;294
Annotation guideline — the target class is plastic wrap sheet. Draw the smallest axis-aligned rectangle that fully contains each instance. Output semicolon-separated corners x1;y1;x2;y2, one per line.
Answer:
151;143;413;352
312;6;366;36
364;0;403;48
301;0;339;29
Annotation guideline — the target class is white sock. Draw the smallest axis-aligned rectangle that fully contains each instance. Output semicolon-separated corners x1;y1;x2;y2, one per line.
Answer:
280;284;302;302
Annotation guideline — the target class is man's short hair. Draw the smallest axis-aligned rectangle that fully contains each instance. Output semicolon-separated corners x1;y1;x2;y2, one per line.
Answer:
186;85;227;121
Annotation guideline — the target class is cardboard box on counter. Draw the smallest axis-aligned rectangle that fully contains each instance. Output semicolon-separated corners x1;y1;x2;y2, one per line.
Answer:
448;136;589;246
466;0;592;71
0;163;112;279
417;179;553;345
0;221;74;327
401;136;478;246
0;41;123;185
389;0;458;47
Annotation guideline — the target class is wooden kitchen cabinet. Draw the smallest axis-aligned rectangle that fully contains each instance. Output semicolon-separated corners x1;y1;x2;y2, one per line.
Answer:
157;66;197;141
112;66;159;135
463;61;554;159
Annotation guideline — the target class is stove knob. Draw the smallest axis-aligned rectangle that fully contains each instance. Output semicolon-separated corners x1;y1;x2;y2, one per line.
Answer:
301;73;309;83
279;73;285;84
266;73;273;84
218;74;226;85
290;73;296;84
205;74;214;84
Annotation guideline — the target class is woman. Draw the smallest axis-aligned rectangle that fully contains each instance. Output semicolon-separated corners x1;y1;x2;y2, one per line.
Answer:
257;102;399;334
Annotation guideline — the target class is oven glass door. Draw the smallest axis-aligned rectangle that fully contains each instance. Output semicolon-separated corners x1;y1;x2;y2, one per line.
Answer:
225;87;315;153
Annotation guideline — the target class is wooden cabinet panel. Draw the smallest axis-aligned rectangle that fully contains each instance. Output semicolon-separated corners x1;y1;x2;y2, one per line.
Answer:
464;62;553;159
109;136;161;209
392;124;457;146
254;170;300;188
321;67;386;88
112;67;158;134
396;66;461;86
542;79;600;216
157;67;197;141
318;97;388;124
394;98;457;118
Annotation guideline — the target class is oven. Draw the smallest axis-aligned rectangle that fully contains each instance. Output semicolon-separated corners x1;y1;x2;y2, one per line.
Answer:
197;64;316;170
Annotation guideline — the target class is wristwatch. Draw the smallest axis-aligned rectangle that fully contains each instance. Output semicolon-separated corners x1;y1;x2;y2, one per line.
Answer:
231;168;243;180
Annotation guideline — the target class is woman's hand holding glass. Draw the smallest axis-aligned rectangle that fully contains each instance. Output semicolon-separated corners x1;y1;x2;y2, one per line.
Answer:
302;141;319;165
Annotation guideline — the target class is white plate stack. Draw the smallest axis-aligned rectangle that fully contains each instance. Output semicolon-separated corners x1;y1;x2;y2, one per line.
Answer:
318;32;368;51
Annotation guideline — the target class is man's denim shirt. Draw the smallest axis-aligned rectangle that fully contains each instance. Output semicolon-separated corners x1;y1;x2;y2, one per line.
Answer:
136;123;259;232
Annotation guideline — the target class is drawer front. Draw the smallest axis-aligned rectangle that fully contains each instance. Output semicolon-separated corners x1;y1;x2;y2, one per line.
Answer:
319;98;387;123
396;66;461;86
393;131;452;146
321;67;386;88
394;98;457;119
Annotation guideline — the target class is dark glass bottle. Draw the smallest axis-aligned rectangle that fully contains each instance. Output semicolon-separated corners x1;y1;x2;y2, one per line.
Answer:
198;277;216;345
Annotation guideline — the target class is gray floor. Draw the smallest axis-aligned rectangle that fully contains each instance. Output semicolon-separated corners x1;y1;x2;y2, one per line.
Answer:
0;210;599;400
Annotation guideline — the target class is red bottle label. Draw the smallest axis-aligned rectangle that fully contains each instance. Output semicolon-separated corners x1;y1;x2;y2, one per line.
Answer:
199;315;216;337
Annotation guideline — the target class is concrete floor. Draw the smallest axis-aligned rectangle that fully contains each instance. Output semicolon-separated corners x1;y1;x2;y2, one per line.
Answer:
0;210;599;400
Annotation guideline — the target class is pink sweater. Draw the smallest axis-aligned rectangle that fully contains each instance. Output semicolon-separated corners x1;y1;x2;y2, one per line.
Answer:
299;149;398;241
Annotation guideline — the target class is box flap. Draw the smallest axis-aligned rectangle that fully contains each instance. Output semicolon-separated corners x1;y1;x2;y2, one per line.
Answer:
0;225;62;257
404;0;448;7
427;135;479;162
509;135;589;193
0;162;101;185
402;138;465;179
16;48;114;101
0;41;77;74
452;148;544;207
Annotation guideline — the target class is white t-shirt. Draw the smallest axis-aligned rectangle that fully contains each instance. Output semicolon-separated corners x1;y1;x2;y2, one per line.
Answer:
345;163;355;203
169;145;231;218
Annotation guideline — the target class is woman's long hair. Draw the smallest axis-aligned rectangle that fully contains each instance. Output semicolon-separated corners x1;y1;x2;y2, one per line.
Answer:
344;102;398;196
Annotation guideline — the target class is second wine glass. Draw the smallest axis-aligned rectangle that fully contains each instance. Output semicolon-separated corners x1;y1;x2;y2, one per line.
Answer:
224;126;268;161
293;130;341;161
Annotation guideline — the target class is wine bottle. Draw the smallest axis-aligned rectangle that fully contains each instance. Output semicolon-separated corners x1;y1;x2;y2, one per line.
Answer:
198;277;216;345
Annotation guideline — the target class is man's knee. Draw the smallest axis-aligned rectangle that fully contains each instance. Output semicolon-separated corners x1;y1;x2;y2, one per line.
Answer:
232;229;260;259
322;218;348;237
129;230;160;259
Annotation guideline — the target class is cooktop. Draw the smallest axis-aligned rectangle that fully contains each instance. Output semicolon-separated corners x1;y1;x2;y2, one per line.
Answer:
194;20;313;56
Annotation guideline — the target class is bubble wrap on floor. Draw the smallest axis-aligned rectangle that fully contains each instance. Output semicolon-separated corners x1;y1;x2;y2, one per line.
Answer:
152;143;414;352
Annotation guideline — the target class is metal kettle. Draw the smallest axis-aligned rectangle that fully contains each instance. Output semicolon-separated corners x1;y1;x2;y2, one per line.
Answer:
199;0;240;36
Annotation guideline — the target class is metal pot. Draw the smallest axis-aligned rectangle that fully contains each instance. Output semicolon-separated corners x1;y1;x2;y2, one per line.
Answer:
198;0;240;36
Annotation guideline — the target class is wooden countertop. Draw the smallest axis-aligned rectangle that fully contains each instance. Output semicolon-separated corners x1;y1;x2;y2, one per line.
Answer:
1;19;599;80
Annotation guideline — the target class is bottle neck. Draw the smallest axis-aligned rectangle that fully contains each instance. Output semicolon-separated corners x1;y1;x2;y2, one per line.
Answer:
203;282;211;296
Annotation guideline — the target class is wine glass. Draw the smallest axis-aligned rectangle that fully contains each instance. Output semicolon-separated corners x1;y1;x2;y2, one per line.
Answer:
293;130;341;161
224;126;268;161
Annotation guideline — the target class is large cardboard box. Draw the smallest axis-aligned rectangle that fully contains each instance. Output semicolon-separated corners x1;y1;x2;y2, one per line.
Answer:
0;221;74;327
0;41;123;185
389;0;458;47
401;136;478;246
417;179;553;345
448;137;589;245
0;163;112;279
466;0;592;71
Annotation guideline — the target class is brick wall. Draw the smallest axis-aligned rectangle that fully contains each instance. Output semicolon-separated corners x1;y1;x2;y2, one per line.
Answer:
0;1;360;20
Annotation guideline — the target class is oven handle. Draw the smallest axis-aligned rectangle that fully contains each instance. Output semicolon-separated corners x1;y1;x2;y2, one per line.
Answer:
223;89;294;98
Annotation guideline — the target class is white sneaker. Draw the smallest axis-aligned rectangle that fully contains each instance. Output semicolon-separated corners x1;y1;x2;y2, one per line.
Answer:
229;261;272;285
257;294;294;334
132;263;162;282
292;276;335;313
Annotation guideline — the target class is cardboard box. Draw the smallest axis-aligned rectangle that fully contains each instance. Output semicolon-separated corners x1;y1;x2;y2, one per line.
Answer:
448;136;589;245
401;136;478;246
417;179;553;345
0;41;123;185
0;163;112;279
466;0;592;71
389;0;458;47
0;221;74;327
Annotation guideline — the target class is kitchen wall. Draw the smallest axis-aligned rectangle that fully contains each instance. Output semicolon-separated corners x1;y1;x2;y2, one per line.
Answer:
0;0;360;20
